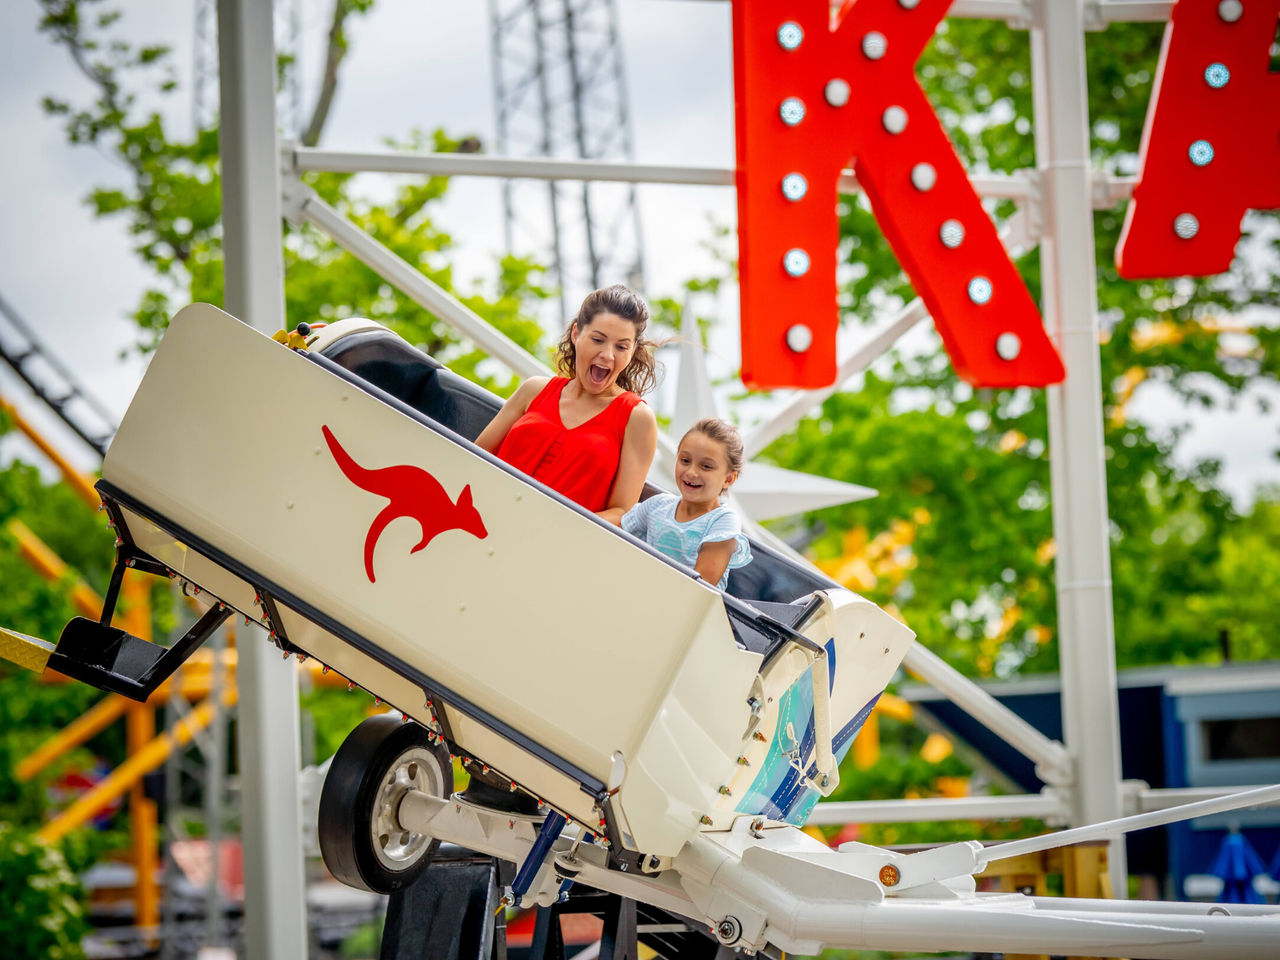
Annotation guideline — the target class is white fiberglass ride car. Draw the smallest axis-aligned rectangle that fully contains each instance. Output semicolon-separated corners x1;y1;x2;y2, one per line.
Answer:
11;306;1279;959
23;304;912;877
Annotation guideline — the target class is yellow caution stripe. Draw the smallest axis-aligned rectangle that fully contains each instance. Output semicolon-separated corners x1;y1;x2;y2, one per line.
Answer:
0;625;56;673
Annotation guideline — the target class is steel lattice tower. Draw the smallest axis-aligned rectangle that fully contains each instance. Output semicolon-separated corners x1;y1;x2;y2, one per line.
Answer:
193;0;304;135
489;0;646;321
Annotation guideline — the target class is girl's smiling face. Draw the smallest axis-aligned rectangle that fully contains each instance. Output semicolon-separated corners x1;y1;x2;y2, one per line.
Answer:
675;431;737;511
571;311;638;395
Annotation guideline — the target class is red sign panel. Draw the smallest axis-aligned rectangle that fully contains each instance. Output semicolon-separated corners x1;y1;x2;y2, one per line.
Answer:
1116;0;1280;278
733;0;1065;390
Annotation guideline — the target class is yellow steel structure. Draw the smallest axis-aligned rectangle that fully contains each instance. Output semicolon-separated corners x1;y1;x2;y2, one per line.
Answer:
2;399;165;928
16;691;130;783
37;686;240;846
16;650;349;787
0;394;100;509
7;518;104;620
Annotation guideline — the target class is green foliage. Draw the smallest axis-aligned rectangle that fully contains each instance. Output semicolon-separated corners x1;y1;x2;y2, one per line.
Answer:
0;455;116;820
0;824;90;960
829;716;969;804
1205;488;1280;661
302;688;375;765
339;917;384;959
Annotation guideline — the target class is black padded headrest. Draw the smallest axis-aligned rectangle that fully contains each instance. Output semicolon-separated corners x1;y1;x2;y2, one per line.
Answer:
320;328;500;443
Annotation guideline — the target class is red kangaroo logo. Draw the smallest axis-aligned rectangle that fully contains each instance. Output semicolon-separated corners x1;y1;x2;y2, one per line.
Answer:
322;425;488;583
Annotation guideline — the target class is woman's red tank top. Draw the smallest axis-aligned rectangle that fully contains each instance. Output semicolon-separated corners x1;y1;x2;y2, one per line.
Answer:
496;377;643;512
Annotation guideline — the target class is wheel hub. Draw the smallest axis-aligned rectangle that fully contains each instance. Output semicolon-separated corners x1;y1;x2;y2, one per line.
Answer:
370;745;444;871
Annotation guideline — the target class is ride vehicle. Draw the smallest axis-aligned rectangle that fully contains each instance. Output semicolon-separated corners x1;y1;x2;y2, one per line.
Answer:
6;305;1278;959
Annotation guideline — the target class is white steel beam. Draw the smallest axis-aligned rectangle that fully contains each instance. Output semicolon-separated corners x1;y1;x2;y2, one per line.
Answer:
288;145;1039;200
1029;897;1280;918
288;144;734;186
980;785;1280;867
1030;0;1127;893
1138;786;1274;812
808;790;1069;825
283;180;552;381
1095;1;1174;23
949;0;1035;22
216;0;308;955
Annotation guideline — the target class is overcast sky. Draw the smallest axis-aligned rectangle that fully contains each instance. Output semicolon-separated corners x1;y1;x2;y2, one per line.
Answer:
0;0;1276;505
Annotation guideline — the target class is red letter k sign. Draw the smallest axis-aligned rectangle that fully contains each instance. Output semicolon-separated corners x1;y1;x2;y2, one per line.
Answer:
733;0;1065;390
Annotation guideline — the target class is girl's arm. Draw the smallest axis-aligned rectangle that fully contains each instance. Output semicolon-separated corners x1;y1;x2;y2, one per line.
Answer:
694;538;738;587
598;402;658;526
475;377;549;454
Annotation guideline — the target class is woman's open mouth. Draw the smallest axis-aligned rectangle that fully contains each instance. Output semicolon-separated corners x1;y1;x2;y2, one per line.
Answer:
588;363;611;387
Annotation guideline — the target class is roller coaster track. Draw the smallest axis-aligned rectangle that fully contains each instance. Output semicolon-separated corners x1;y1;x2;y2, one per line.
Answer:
0;291;117;456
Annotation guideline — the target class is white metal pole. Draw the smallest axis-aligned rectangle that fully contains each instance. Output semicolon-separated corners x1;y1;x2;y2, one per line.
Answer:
979;784;1280;867
216;0;309;955
806;790;1069;825
1029;0;1128;893
286;145;1038;199
287;184;553;380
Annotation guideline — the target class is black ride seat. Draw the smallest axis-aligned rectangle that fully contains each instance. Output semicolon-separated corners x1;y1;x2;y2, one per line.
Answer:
319;327;835;655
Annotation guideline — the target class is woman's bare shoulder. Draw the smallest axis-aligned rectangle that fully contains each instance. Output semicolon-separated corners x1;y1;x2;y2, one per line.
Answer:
623;398;658;438
517;375;553;394
626;396;657;425
508;375;552;404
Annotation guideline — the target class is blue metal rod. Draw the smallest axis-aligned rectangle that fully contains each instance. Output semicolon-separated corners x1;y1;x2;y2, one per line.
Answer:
511;810;566;901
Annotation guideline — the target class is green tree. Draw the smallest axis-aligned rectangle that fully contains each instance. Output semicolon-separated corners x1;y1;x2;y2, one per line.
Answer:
1206;487;1280;662
0;824;90;960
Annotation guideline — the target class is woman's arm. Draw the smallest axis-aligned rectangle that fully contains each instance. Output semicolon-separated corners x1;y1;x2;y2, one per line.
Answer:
597;402;658;526
694;538;738;588
475;377;549;454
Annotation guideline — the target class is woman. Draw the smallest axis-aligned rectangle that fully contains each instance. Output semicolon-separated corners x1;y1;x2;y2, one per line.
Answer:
477;284;659;525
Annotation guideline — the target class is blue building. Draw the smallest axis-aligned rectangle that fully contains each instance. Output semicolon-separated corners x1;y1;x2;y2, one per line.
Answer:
900;661;1280;898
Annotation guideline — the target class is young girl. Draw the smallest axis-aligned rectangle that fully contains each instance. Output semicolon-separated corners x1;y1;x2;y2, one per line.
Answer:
623;418;752;589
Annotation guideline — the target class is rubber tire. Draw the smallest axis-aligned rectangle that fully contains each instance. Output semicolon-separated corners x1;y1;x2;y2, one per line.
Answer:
318;714;453;894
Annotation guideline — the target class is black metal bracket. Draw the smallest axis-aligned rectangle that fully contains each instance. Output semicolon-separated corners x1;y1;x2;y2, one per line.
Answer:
422;686;456;743
600;794;645;876
529;891;658;960
257;590;305;657
49;600;232;702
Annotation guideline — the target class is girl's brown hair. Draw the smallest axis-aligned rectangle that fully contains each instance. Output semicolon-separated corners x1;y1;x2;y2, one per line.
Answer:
554;284;661;396
683;417;745;490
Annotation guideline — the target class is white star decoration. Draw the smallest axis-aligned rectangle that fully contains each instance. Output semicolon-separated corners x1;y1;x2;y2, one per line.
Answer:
649;306;876;527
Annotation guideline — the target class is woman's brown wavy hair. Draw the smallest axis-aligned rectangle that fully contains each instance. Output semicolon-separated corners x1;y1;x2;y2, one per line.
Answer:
554;284;661;396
